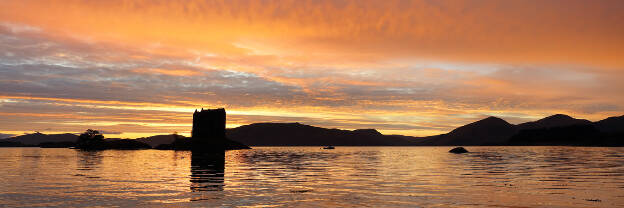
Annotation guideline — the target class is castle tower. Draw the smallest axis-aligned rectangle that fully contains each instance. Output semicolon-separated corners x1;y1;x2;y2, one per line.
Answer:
191;108;226;149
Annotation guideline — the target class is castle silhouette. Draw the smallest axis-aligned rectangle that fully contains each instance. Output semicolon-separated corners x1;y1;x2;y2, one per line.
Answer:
193;108;226;139
191;108;227;150
156;108;250;150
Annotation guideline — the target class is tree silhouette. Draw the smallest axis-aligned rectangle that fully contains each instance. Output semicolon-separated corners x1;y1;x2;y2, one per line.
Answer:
76;129;105;150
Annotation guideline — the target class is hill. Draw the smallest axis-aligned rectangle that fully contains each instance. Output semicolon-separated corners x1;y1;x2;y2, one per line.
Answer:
226;122;417;146
136;134;182;148
517;114;592;130
595;115;624;133
3;132;78;145
416;116;517;146
1;114;622;147
509;124;624;146
414;114;623;146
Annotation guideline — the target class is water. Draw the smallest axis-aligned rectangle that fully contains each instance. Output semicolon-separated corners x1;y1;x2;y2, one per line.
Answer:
0;147;623;207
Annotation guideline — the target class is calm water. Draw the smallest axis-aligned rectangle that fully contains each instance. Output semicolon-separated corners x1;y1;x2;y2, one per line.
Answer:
0;147;623;207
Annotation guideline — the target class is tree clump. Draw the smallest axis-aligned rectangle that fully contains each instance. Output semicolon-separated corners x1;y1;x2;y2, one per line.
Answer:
76;129;106;150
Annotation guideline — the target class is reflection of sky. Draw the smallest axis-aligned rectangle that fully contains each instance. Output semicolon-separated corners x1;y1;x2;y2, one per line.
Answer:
1;0;623;138
1;146;624;206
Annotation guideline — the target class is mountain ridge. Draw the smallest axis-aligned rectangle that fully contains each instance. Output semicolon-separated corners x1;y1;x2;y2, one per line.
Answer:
517;114;593;130
2;114;622;147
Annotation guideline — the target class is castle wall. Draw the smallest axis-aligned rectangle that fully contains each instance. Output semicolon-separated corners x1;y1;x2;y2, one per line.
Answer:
192;108;226;140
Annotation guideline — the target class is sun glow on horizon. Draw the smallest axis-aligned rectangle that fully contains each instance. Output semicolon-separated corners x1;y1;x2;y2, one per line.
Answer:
0;0;623;138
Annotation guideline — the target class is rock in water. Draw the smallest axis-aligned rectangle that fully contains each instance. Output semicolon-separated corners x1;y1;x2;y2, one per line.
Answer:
449;147;468;153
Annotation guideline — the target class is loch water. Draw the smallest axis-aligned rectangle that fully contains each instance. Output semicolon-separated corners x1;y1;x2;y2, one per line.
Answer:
0;146;623;207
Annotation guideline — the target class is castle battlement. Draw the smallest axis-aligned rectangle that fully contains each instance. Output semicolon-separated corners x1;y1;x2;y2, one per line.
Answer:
192;108;226;140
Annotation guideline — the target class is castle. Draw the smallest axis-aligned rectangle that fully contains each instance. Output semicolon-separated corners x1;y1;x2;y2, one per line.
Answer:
153;108;249;150
189;108;250;151
191;108;227;150
192;108;226;140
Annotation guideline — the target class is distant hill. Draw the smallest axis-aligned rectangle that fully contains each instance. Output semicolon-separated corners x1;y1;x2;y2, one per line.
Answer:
0;133;15;139
226;122;418;146
1;114;622;147
415;114;623;146
0;140;34;147
506;114;624;146
517;114;592;130
510;124;624;146
595;115;624;133
136;134;183;148
3;132;78;145
417;117;517;146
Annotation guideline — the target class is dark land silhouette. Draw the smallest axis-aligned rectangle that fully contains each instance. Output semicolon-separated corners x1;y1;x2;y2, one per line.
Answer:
40;141;76;148
508;124;623;146
0;140;35;147
416;116;517;146
75;129;151;150
516;114;592;130
2;132;77;145
135;135;179;148
1;113;623;147
415;114;624;146
226;123;415;146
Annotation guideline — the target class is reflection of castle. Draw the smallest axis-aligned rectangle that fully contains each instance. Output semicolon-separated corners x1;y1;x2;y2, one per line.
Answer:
186;108;252;195
189;108;229;193
190;151;225;192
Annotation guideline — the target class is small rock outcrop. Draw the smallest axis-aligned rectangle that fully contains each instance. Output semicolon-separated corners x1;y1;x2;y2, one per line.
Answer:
449;147;468;153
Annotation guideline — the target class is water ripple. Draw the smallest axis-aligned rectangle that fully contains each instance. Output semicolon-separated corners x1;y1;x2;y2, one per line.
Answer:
0;147;623;207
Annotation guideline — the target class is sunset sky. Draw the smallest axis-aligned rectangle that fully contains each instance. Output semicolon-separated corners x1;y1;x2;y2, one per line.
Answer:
1;0;623;139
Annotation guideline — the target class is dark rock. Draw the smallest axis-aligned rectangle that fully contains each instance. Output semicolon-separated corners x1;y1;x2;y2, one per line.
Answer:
449;147;468;153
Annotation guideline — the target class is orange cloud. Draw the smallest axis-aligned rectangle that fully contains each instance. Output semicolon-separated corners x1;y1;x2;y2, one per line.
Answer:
0;0;622;68
1;0;623;138
131;68;201;76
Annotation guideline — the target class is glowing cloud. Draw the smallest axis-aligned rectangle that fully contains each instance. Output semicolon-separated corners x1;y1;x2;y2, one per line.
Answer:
0;0;622;137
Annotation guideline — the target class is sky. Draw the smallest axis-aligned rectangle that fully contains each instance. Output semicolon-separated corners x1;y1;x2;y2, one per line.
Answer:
1;0;623;139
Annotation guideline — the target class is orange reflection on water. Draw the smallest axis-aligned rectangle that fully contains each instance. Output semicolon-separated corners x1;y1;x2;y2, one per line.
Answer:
0;147;623;207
